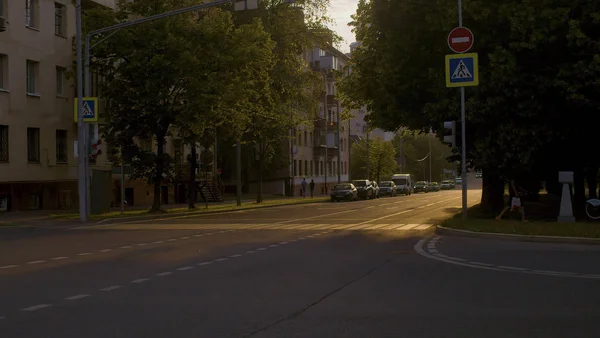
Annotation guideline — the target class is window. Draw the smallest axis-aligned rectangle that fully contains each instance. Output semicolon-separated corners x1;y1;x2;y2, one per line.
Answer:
56;66;66;96
319;49;326;57
26;60;39;95
0;54;6;90
320;161;323;176
299;160;303;176
27;127;40;163
309;160;313;175
55;3;66;36
55;130;67;163
26;0;39;28
304;161;307;176
0;125;8;162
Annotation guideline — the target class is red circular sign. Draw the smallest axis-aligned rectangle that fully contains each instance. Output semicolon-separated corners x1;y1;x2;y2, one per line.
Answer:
447;27;474;53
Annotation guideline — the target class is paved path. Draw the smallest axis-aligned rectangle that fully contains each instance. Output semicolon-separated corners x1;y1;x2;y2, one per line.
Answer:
2;188;599;337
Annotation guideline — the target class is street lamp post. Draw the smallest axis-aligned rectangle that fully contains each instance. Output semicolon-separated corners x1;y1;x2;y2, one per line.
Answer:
76;0;294;219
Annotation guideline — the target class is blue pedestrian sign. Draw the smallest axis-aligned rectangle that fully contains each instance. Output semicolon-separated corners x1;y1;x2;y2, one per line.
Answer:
73;97;99;123
445;53;479;87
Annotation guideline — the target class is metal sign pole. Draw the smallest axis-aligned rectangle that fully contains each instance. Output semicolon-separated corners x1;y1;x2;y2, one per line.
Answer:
75;0;87;222
458;0;468;220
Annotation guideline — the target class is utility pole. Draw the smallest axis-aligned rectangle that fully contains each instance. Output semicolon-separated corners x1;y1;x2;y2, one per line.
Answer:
337;100;341;183
458;0;468;220
429;131;432;182
347;119;351;181
323;72;328;194
366;128;370;180
75;0;87;222
236;140;241;206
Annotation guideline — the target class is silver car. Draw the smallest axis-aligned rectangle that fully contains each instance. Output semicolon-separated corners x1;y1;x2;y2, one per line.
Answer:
331;183;358;202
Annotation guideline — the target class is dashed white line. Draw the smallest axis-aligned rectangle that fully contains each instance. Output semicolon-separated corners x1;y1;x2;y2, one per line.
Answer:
120;246;132;249
22;304;51;311
446;256;464;261
215;258;228;262
280;242;289;245
177;266;194;271
27;260;46;265
257;248;267;251
100;249;112;253
153;241;164;244
269;244;279;248
156;272;172;276
100;285;122;291
77;252;92;256
167;239;177;242
229;254;242;258
198;262;213;266
66;294;89;301
51;256;69;260
180;236;190;240
131;278;150;284
246;250;256;254
137;243;147;246
193;235;203;237
0;265;18;269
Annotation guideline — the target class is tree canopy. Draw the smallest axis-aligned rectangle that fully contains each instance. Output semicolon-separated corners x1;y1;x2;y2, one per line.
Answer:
339;0;600;213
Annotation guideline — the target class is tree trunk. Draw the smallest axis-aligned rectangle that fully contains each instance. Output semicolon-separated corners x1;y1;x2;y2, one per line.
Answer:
151;134;166;212
256;158;264;204
188;143;197;210
586;167;598;199
480;170;505;216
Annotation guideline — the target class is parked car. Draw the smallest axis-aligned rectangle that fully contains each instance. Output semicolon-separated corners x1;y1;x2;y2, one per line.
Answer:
440;180;453;190
331;183;358;202
378;181;397;197
428;182;440;192
414;181;429;193
475;172;482;178
455;177;462;185
352;179;376;200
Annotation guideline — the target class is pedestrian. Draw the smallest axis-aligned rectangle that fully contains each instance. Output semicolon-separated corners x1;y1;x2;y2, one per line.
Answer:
309;179;315;198
495;180;526;222
301;178;308;198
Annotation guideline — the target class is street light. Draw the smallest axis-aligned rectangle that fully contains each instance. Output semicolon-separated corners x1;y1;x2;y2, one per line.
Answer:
75;0;296;219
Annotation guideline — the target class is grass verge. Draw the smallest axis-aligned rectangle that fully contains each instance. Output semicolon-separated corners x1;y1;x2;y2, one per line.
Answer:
50;197;329;221
443;204;600;239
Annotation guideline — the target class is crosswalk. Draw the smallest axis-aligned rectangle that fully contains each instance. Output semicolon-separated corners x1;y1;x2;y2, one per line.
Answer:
87;223;437;231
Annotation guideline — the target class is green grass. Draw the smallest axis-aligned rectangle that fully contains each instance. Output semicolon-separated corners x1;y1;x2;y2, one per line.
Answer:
443;204;600;239
50;197;329;221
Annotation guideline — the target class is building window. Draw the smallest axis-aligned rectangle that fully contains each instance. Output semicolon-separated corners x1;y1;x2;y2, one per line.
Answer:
26;0;39;28
309;160;313;175
55;129;68;163
320;161;323;176
319;48;326;57
0;54;6;90
26;60;39;95
56;66;66;96
304;161;307;176
299;160;303;176
0;125;8;162
27;127;40;163
55;2;66;37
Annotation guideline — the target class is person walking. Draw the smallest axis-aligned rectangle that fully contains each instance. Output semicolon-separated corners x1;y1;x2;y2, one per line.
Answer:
301;178;308;198
309;179;315;198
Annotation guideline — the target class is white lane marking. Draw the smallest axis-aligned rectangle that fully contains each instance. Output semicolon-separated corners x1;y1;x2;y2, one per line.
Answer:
497;266;528;271
193;235;203;237
288;239;297;242
425;203;435;207
156;272;172;276
365;206;375;209
257;248;267;251
397;224;421;230
469;262;495;267
415;238;600;279
215;258;228;262
153;241;164;244
100;285;122;291
120;246;132;249
0;265;18;269
100;249;112;252
429;249;439;254
532;270;578;276
51;256;69;260
66;294;89;301
27;260;46;265
22;304;51;311
246;251;256;254
77;252;92;256
181;236;190;239
229;254;242;258
415;224;434;230
198;262;213;266
137;243;147;246
167;239;177;242
269;244;279;247
131;278;150;283
280;241;289;245
177;266;194;271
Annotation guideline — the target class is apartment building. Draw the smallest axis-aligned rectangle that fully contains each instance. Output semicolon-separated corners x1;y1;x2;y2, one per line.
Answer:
0;0;81;211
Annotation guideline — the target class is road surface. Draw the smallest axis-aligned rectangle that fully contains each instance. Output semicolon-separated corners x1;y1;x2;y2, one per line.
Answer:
1;188;599;337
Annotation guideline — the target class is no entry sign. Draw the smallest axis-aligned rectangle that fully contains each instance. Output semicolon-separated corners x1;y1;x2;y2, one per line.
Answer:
447;27;474;53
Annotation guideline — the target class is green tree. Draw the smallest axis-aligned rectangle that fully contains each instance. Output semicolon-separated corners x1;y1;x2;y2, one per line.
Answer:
350;138;398;182
85;0;274;211
339;0;600;214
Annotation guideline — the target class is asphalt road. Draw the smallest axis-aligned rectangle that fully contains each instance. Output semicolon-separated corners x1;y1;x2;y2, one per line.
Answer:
1;187;600;337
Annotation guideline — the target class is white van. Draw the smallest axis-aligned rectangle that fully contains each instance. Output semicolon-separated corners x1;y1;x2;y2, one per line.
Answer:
391;174;413;195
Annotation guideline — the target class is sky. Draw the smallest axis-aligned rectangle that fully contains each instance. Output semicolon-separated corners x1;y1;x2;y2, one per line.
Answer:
328;0;359;53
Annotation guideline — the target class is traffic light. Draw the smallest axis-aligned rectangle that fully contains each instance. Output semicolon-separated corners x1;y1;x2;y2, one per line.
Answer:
443;121;456;148
90;139;102;160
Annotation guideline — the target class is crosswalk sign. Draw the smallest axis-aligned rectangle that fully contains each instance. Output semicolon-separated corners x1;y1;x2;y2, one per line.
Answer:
73;97;99;122
445;53;479;87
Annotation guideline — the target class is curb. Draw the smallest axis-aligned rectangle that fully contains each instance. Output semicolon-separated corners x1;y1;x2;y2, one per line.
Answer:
76;199;330;227
435;225;600;245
